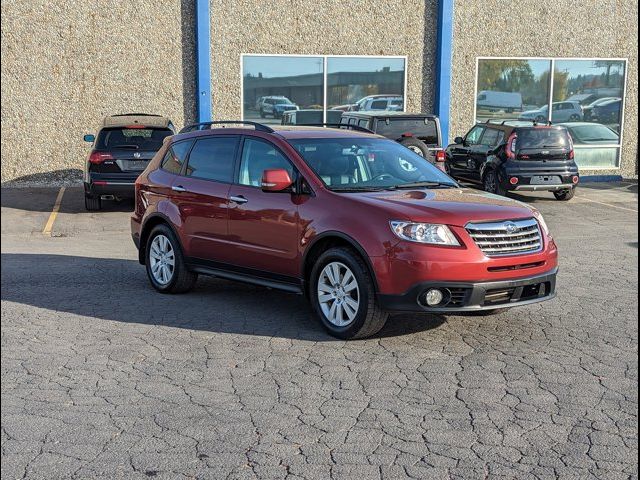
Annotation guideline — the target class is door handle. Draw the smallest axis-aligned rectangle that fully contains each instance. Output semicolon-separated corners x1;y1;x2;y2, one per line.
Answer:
172;185;186;192
230;195;248;204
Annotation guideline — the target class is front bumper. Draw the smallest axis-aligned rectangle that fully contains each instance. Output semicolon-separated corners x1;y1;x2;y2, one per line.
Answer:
378;268;557;313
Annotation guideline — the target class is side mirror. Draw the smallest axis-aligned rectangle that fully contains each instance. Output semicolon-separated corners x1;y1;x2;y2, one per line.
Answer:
261;169;293;192
83;134;95;143
454;136;464;145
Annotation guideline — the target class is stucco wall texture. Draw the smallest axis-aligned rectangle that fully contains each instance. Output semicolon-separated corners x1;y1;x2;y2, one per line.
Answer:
209;0;437;120
1;0;195;184
450;0;639;177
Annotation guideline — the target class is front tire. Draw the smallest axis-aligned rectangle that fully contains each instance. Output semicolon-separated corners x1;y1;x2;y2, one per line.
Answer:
483;169;507;196
554;188;576;201
145;224;197;293
310;247;388;340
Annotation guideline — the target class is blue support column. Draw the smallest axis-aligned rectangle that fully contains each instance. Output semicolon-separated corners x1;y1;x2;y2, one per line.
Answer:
434;0;454;145
195;0;212;122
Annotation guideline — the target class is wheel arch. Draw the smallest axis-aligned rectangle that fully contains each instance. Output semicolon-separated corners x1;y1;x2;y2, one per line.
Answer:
138;213;181;265
302;231;379;296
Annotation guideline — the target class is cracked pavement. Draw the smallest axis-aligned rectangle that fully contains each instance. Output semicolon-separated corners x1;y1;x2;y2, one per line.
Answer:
1;184;638;479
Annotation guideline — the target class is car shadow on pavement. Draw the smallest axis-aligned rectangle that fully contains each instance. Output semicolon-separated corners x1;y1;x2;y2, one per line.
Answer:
1;186;134;214
1;253;446;341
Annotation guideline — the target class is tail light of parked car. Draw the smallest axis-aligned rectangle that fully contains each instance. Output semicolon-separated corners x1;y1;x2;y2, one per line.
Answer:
88;152;115;164
435;150;446;163
506;133;517;159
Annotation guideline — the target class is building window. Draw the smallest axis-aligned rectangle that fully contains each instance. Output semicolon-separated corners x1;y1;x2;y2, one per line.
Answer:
242;55;406;126
475;58;627;169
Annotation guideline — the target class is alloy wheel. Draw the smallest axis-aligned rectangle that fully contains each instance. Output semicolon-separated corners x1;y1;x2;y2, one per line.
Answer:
149;234;175;285
317;262;360;327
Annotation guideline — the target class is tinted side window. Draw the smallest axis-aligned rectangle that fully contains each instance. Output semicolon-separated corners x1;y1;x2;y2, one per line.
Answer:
185;137;238;182
161;140;193;174
238;138;294;187
480;128;501;147
370;100;388;110
465;126;484;145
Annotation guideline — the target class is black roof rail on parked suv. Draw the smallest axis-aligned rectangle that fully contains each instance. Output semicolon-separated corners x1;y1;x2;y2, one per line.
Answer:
293;123;375;134
179;121;276;134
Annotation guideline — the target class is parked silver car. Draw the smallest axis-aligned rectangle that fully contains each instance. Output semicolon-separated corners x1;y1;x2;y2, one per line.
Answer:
519;101;583;123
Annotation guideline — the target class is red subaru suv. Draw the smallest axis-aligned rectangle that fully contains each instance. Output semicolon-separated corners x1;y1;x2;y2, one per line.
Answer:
131;121;558;339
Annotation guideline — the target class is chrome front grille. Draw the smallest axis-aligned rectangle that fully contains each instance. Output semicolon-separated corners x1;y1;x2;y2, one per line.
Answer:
466;218;543;257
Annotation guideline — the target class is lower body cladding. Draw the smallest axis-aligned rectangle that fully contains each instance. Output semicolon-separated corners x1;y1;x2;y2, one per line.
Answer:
377;268;557;313
502;172;579;192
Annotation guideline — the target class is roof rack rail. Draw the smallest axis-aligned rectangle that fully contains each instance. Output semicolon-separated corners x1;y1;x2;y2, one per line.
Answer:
179;121;275;134
295;123;374;134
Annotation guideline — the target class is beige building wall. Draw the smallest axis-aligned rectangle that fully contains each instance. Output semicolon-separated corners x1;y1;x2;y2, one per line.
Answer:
209;0;436;119
450;0;638;177
1;0;196;184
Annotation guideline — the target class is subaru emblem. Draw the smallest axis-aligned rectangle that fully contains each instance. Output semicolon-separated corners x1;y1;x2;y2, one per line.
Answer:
504;222;518;234
134;152;141;159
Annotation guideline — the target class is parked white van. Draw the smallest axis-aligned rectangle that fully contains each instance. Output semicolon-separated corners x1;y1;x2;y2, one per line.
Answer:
476;91;523;113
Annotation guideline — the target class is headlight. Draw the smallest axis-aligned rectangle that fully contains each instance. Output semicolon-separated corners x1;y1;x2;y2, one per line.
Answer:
533;211;550;236
390;221;460;246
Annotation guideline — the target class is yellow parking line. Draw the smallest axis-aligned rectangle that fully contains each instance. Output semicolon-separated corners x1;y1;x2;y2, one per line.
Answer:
42;187;66;236
577;195;638;213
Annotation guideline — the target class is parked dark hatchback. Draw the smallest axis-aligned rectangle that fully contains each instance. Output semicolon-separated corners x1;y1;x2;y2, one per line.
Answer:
445;121;580;201
340;112;445;166
83;114;174;210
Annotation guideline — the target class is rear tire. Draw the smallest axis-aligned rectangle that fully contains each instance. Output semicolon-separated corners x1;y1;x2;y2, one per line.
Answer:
84;194;102;211
483;169;507;196
145;224;197;294
554;188;576;201
310;247;388;340
259;109;265;118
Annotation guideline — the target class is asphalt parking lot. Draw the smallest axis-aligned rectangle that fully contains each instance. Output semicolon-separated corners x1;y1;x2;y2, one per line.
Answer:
1;182;638;480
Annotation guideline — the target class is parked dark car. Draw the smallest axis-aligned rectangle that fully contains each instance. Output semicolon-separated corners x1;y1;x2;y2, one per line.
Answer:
131;120;558;339
281;109;343;125
582;97;620;121
591;98;622;125
340;112;445;166
445;121;579;201
557;122;620;145
83;114;174;210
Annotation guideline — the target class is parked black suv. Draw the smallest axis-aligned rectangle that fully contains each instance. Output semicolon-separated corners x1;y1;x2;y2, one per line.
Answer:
83;114;174;210
340;112;445;166
445;121;580;200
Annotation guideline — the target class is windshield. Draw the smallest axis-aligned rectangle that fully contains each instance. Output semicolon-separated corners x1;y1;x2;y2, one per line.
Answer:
517;128;571;149
96;127;172;150
274;98;293;105
287;137;457;191
568;124;619;144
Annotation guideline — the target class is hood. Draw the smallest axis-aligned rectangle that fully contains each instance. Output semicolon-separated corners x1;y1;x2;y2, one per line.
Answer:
344;188;536;227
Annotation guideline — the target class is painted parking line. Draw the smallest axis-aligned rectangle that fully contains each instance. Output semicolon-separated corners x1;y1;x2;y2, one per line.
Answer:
42;187;66;236
577;195;638;213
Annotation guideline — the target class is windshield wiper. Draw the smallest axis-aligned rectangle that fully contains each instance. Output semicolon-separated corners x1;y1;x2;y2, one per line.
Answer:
330;186;390;192
393;181;457;189
113;145;140;150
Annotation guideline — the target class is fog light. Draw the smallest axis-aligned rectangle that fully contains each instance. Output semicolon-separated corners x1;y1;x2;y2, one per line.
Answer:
510;177;519;185
425;289;444;306
572;175;579;184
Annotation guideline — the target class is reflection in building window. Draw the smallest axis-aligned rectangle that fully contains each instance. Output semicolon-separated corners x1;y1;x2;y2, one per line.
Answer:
475;58;626;169
242;55;406;126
